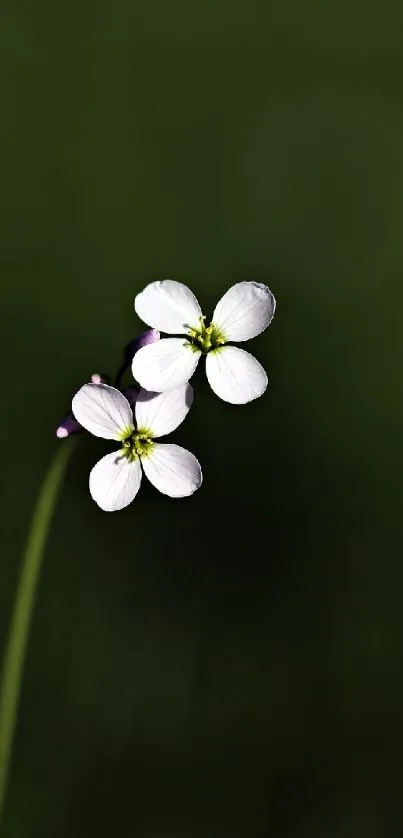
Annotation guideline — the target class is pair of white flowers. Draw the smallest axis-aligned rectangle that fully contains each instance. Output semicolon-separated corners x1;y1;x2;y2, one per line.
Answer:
72;280;276;511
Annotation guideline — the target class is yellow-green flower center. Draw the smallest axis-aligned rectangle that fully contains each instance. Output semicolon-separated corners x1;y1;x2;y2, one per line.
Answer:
186;315;226;353
119;427;154;460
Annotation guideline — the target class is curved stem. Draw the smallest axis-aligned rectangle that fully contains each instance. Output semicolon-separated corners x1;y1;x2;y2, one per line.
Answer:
0;440;77;830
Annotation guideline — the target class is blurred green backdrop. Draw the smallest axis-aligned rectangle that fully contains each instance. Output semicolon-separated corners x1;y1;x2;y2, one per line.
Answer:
1;1;403;835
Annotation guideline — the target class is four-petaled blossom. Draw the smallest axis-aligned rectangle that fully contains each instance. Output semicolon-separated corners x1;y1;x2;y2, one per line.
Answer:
72;382;202;511
132;280;276;404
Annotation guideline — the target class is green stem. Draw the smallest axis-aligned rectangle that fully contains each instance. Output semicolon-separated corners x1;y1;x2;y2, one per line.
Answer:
0;440;76;830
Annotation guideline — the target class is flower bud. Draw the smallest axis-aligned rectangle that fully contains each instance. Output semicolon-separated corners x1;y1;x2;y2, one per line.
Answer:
91;373;110;384
122;387;139;409
124;329;160;362
56;412;82;439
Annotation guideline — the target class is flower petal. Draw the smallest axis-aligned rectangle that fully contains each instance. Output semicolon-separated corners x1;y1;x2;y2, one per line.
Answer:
89;451;142;511
142;444;202;498
135;382;193;438
205;345;268;404
134;280;202;334
72;383;134;439
212;281;276;342
132;338;201;392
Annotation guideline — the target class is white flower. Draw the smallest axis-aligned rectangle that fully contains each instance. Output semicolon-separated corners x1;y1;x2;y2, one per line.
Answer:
132;280;276;404
72;382;202;511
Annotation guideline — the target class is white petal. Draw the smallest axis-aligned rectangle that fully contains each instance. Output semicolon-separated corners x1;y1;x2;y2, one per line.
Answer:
132;338;201;392
205;345;268;404
72;384;134;439
142;444;202;498
212;281;276;342
135;382;194;438
134;280;202;334
89;452;142;511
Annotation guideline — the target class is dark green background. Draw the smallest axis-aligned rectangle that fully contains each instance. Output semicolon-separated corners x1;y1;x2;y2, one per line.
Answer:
1;1;403;835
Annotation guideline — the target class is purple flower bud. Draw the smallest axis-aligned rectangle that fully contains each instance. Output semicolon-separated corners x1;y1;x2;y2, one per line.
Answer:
56;412;83;439
91;373;110;384
122;387;139;409
124;329;160;362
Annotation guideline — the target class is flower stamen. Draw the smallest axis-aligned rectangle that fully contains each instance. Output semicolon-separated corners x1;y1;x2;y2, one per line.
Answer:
121;427;153;460
186;315;226;353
